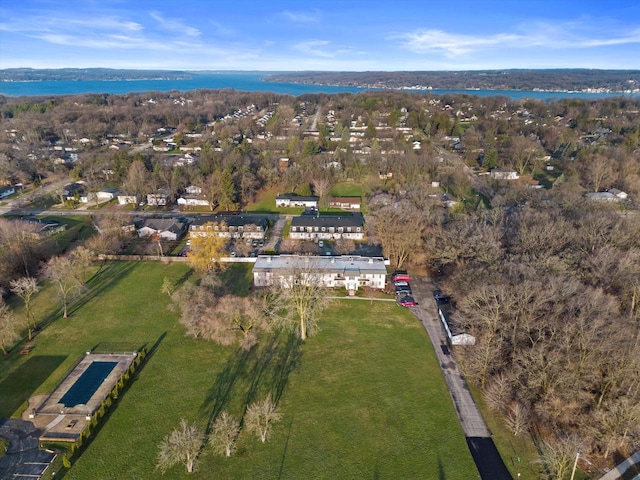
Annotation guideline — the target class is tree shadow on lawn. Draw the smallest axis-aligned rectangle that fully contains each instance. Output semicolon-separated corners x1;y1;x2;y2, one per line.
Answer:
199;330;303;438
65;261;139;318
0;355;66;418
174;268;194;290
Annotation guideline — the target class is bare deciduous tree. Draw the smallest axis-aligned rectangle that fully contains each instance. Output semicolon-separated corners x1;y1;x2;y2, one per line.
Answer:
10;277;39;340
245;395;281;443
266;262;330;341
538;436;583;480
156;419;203;474
370;203;424;268
211;295;267;350
505;401;529;437
44;254;87;318
209;411;240;457
0;300;20;355
161;276;175;297
334;238;355;255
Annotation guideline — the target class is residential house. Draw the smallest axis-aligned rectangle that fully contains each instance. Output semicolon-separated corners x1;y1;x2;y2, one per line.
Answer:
490;168;520;180
137;218;187;241
62;183;93;203
275;193;319;209
96;188;120;201
0;185;16;199
278;157;291;170
117;194;138;205
253;255;387;292
177;195;210;208
22;217;67;236
586;192;620;202
177;185;210;207
289;214;365;240
328;197;361;211
190;214;268;240
164;153;198;168
147;189;171;206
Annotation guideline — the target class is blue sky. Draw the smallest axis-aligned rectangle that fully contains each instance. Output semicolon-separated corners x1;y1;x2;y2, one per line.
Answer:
1;0;640;71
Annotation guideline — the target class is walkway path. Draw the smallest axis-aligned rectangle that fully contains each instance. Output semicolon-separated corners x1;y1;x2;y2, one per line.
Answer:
409;277;512;480
597;450;640;480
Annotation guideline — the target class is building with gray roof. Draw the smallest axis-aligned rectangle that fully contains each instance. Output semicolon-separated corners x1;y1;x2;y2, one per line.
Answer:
253;254;387;291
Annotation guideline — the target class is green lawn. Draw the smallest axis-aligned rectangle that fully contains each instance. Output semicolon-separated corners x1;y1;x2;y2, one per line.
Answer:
246;186;304;214
328;182;364;198
1;262;478;479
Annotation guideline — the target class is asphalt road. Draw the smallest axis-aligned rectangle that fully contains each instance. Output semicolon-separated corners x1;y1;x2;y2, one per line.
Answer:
467;437;513;480
409;278;512;480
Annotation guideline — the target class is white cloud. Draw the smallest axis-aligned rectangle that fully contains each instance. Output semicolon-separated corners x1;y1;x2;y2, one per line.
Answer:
294;40;334;58
394;23;640;57
395;30;520;56
280;10;321;23
149;11;201;37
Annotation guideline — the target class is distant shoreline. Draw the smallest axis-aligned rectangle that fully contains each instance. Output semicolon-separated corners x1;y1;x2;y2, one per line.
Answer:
1;71;640;100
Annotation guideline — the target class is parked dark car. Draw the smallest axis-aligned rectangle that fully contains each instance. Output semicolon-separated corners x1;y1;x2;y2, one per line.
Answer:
434;292;451;304
395;285;412;296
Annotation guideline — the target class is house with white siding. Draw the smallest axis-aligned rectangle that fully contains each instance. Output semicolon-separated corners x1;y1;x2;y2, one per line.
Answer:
0;185;16;199
289;214;365;240
190;214;268;240
253;255;387;292
275;193;319;208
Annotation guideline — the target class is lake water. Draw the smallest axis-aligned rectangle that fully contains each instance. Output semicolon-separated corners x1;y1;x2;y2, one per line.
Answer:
1;72;639;100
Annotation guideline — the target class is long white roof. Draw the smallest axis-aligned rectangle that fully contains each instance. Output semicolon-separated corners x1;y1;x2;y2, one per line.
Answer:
253;255;387;275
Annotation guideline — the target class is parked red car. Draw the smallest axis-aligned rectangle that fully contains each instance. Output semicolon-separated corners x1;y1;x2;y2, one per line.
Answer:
392;270;410;282
398;296;418;307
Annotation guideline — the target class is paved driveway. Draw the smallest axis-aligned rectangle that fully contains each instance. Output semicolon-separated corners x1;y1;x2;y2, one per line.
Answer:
409;277;512;480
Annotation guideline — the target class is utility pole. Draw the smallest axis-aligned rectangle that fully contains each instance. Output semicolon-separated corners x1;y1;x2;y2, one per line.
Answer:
570;452;580;480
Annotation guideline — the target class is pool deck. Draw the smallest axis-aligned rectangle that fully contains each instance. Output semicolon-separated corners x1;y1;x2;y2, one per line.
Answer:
25;353;136;443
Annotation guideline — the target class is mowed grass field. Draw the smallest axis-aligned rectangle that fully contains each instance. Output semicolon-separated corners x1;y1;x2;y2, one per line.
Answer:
1;262;478;479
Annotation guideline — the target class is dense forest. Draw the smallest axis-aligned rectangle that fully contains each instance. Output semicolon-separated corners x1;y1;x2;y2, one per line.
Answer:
266;69;640;92
1;87;639;473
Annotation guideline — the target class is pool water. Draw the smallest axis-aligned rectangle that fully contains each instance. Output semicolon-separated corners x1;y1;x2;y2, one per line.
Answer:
60;361;118;407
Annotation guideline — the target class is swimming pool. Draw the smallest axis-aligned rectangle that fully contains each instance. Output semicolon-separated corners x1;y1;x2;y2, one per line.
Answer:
60;361;118;407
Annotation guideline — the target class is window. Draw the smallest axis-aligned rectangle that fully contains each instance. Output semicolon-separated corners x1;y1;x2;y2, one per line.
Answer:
321;227;326;232
347;227;352;232
291;226;296;232
356;227;361;232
